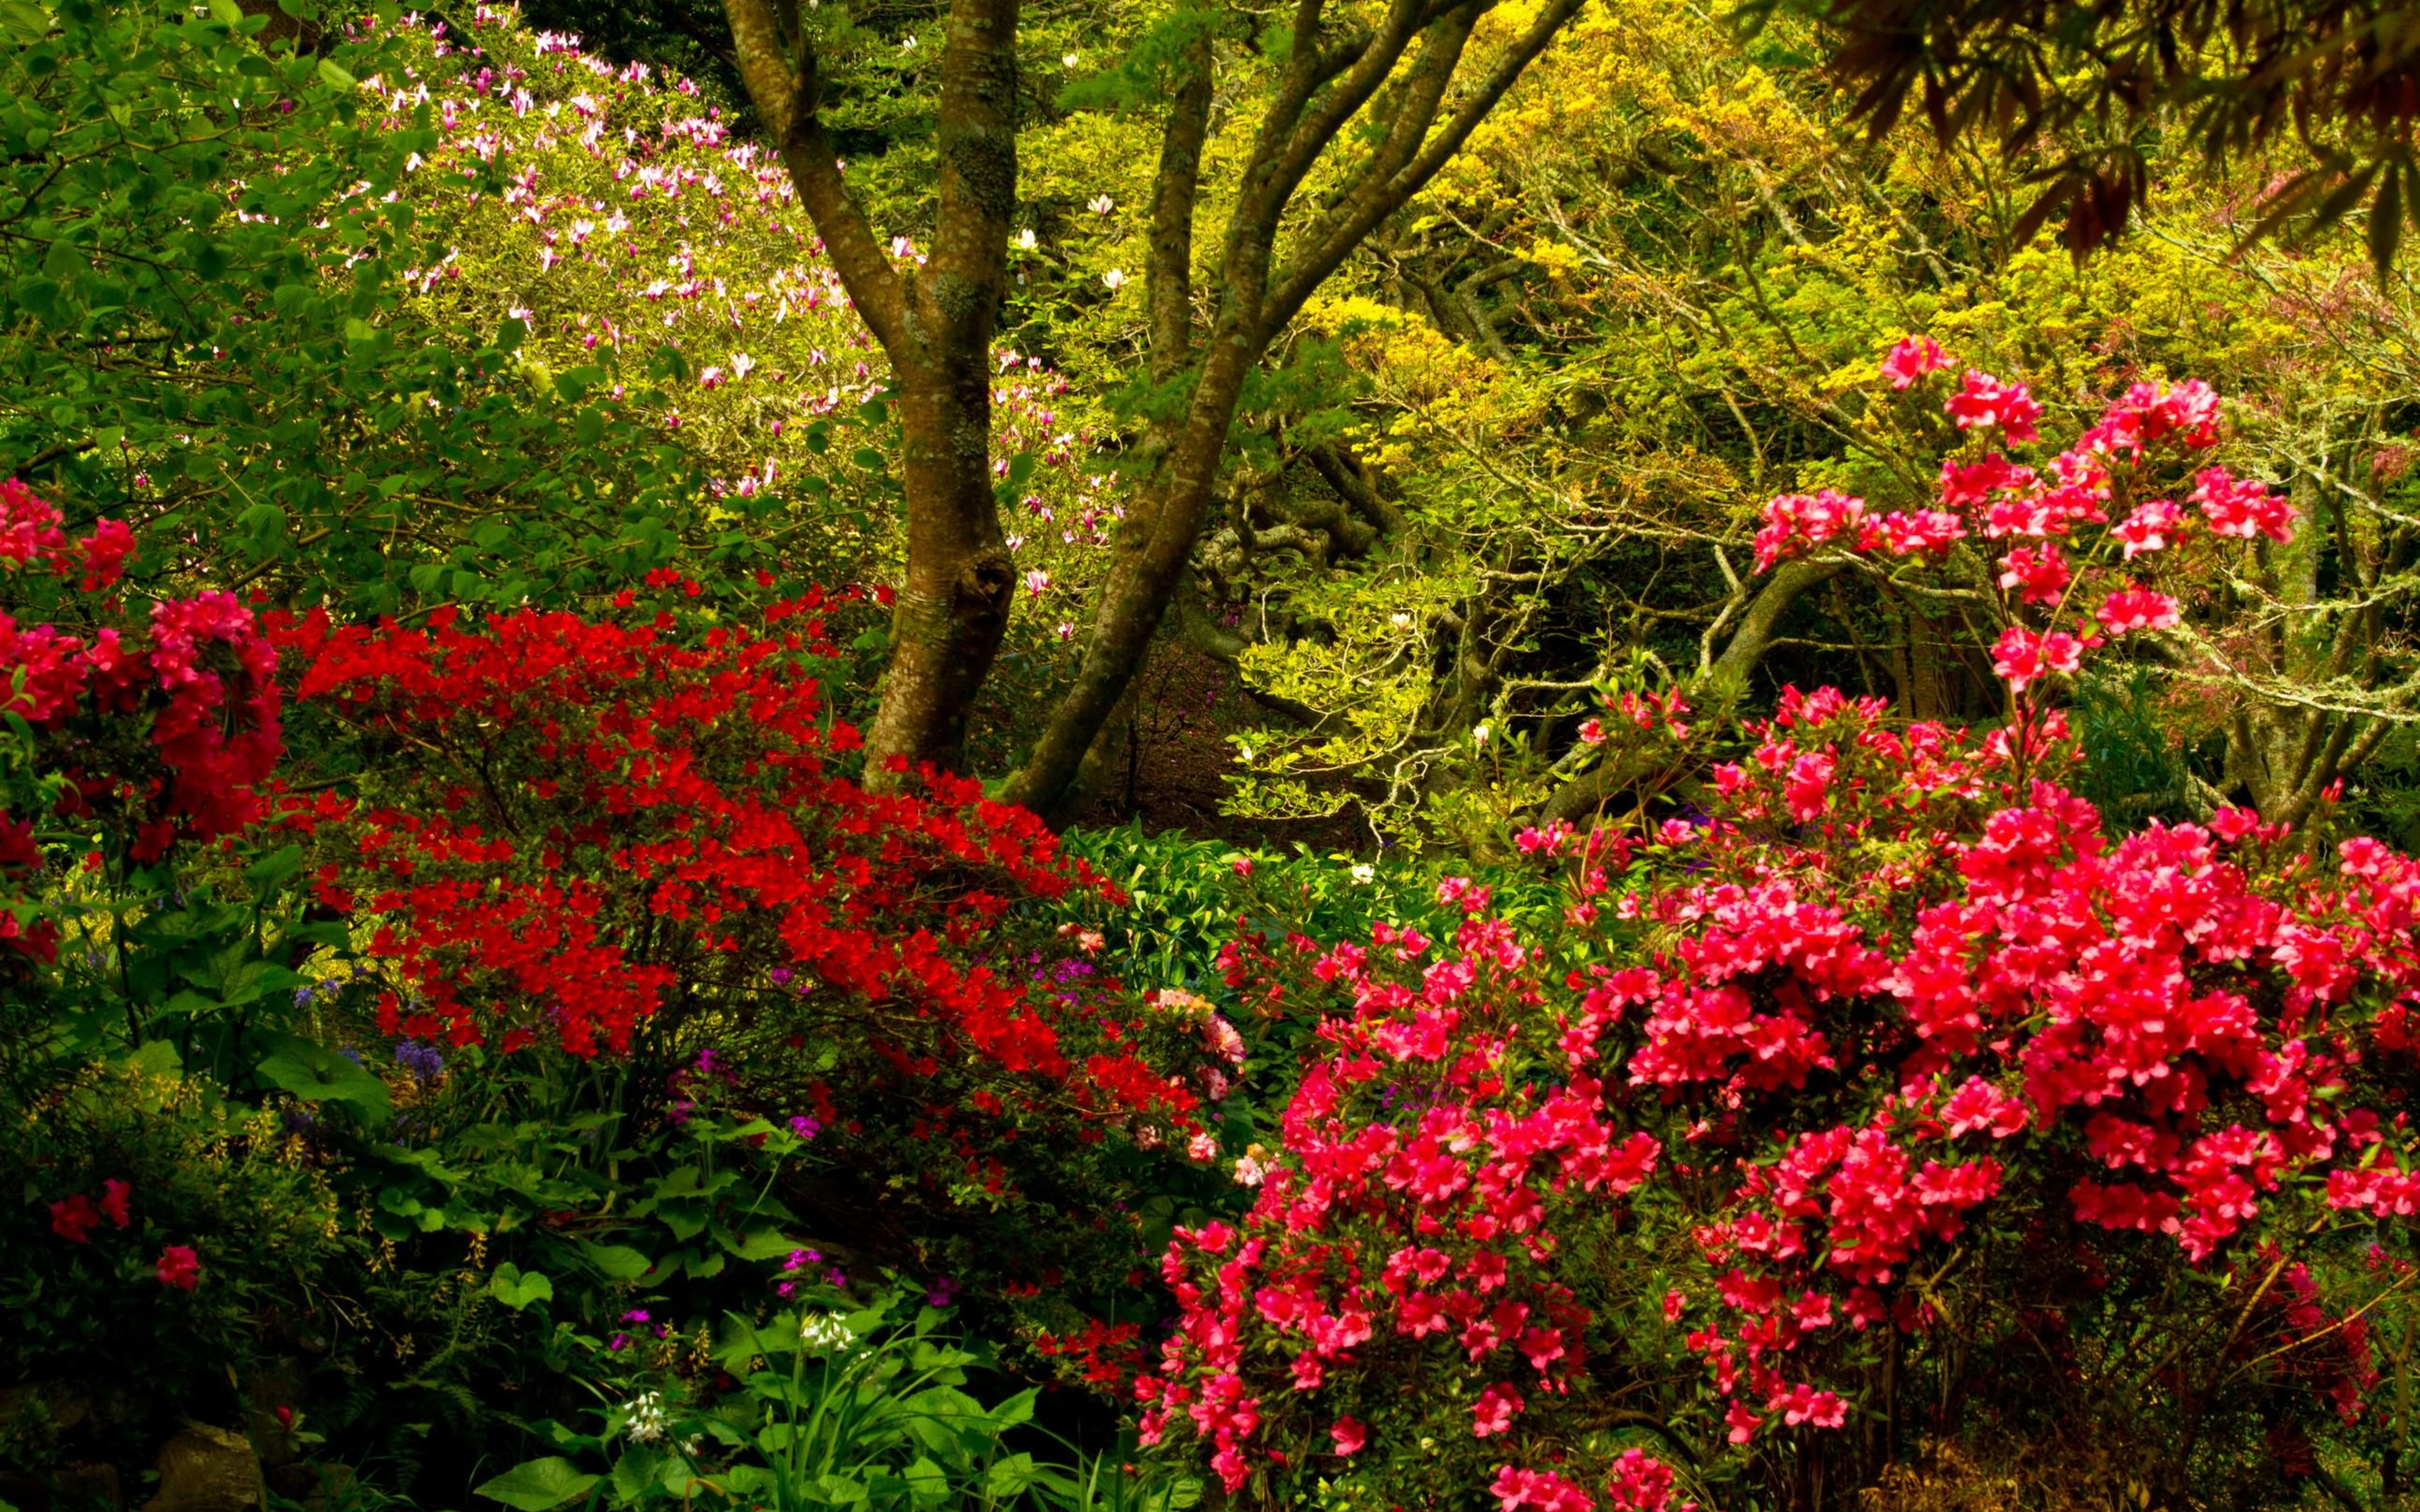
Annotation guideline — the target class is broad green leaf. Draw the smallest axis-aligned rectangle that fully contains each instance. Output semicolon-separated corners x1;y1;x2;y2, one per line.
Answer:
473;1458;598;1512
717;1228;798;1261
243;843;305;889
487;1263;554;1310
255;1035;392;1123
125;1040;182;1078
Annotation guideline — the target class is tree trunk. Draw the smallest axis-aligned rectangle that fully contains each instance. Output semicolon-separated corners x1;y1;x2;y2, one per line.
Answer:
862;365;1016;780
1004;331;1257;816
1003;0;1588;819
723;0;1020;786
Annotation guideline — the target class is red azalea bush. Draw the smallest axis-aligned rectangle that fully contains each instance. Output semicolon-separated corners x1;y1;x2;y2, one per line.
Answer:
1143;356;2420;1509
0;479;277;971
2;482;1224;1376
261;580;1235;1308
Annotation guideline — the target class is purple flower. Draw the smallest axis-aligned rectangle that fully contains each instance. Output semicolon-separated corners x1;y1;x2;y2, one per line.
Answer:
621;1309;651;1324
925;1276;959;1307
789;1115;822;1140
395;1040;445;1081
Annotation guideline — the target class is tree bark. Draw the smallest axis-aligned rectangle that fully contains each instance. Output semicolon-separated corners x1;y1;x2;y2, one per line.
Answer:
724;0;1020;786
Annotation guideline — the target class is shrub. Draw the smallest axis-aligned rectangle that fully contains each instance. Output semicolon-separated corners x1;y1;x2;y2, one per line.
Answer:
0;1048;351;1467
1143;355;2420;1510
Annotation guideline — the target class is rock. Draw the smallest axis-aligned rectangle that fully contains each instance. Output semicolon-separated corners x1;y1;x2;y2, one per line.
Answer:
0;1460;123;1512
140;1424;262;1512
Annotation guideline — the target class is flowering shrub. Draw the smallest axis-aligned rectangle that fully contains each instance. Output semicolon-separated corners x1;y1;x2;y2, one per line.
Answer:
267;581;1188;1081
1143;359;2420;1509
0;1050;350;1467
0;480;282;981
259;577;1235;1344
2;490;1220;1485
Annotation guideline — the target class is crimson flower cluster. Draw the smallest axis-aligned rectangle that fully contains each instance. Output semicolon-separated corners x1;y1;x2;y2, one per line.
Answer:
264;586;1197;1135
1;480;281;963
47;1178;204;1291
1145;362;2420;1511
1756;336;2290;720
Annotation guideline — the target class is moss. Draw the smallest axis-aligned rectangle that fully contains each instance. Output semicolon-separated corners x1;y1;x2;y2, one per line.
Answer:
941;125;1018;223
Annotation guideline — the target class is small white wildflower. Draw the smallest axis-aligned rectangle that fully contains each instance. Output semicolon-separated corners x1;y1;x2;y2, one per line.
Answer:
799;1311;856;1355
1102;267;1125;291
622;1391;668;1444
1063;51;1079;67
1350;863;1375;885
1472;723;1491;747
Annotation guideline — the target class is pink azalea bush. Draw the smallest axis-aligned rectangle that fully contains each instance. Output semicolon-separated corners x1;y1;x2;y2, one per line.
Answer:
1142;352;2420;1508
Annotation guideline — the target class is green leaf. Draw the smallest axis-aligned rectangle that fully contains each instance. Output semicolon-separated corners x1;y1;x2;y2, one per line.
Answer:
487;1262;554;1310
609;1446;666;1503
473;1458;599;1512
243;844;305;890
235;502;288;552
985;1454;1042;1497
256;1035;392;1123
317;58;356;91
718;1228;799;1261
0;2;52;43
990;1386;1037;1430
576;1240;654;1281
125;1040;183;1078
217;957;303;1008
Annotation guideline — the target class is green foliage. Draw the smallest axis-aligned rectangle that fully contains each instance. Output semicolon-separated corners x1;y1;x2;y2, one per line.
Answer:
482;1283;1200;1512
0;1048;353;1461
0;0;709;614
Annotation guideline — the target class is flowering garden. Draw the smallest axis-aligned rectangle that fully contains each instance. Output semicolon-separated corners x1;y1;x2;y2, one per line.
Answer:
9;1;2420;1511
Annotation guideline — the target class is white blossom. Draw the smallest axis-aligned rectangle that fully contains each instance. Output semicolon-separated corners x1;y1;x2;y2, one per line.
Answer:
621;1391;668;1444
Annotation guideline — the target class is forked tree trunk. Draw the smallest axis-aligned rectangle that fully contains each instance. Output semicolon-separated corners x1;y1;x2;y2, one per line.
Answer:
728;0;1583;809
1004;0;1588;818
